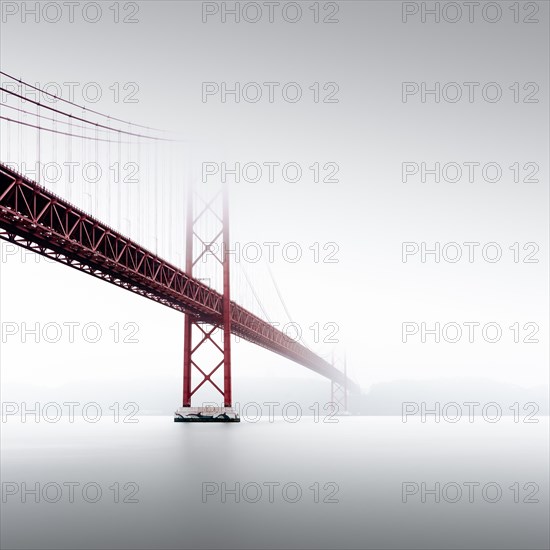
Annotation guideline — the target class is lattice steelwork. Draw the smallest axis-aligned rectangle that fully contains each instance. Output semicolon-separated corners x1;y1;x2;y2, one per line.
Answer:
183;182;232;407
331;355;349;413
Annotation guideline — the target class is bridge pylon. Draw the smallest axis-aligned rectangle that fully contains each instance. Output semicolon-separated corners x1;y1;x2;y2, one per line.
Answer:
175;179;238;422
330;354;352;416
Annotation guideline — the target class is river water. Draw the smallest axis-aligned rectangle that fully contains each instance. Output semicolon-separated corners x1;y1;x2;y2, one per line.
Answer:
1;416;548;549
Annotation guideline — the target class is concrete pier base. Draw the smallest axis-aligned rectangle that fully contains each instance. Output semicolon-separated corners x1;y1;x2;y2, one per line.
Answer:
174;407;240;422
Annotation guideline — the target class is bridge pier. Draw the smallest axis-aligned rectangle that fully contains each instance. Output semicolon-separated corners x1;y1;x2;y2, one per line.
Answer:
174;406;239;422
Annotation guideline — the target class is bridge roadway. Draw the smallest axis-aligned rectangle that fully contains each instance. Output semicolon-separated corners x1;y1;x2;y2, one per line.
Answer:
0;163;359;394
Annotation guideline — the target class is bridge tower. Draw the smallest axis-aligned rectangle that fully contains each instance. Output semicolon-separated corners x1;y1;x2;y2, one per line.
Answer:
330;354;351;415
175;180;238;422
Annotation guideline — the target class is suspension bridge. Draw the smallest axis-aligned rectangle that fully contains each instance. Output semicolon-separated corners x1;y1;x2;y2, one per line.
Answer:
0;71;359;421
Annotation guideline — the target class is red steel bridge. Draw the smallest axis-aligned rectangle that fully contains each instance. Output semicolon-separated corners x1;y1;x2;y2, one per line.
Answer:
0;71;358;419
